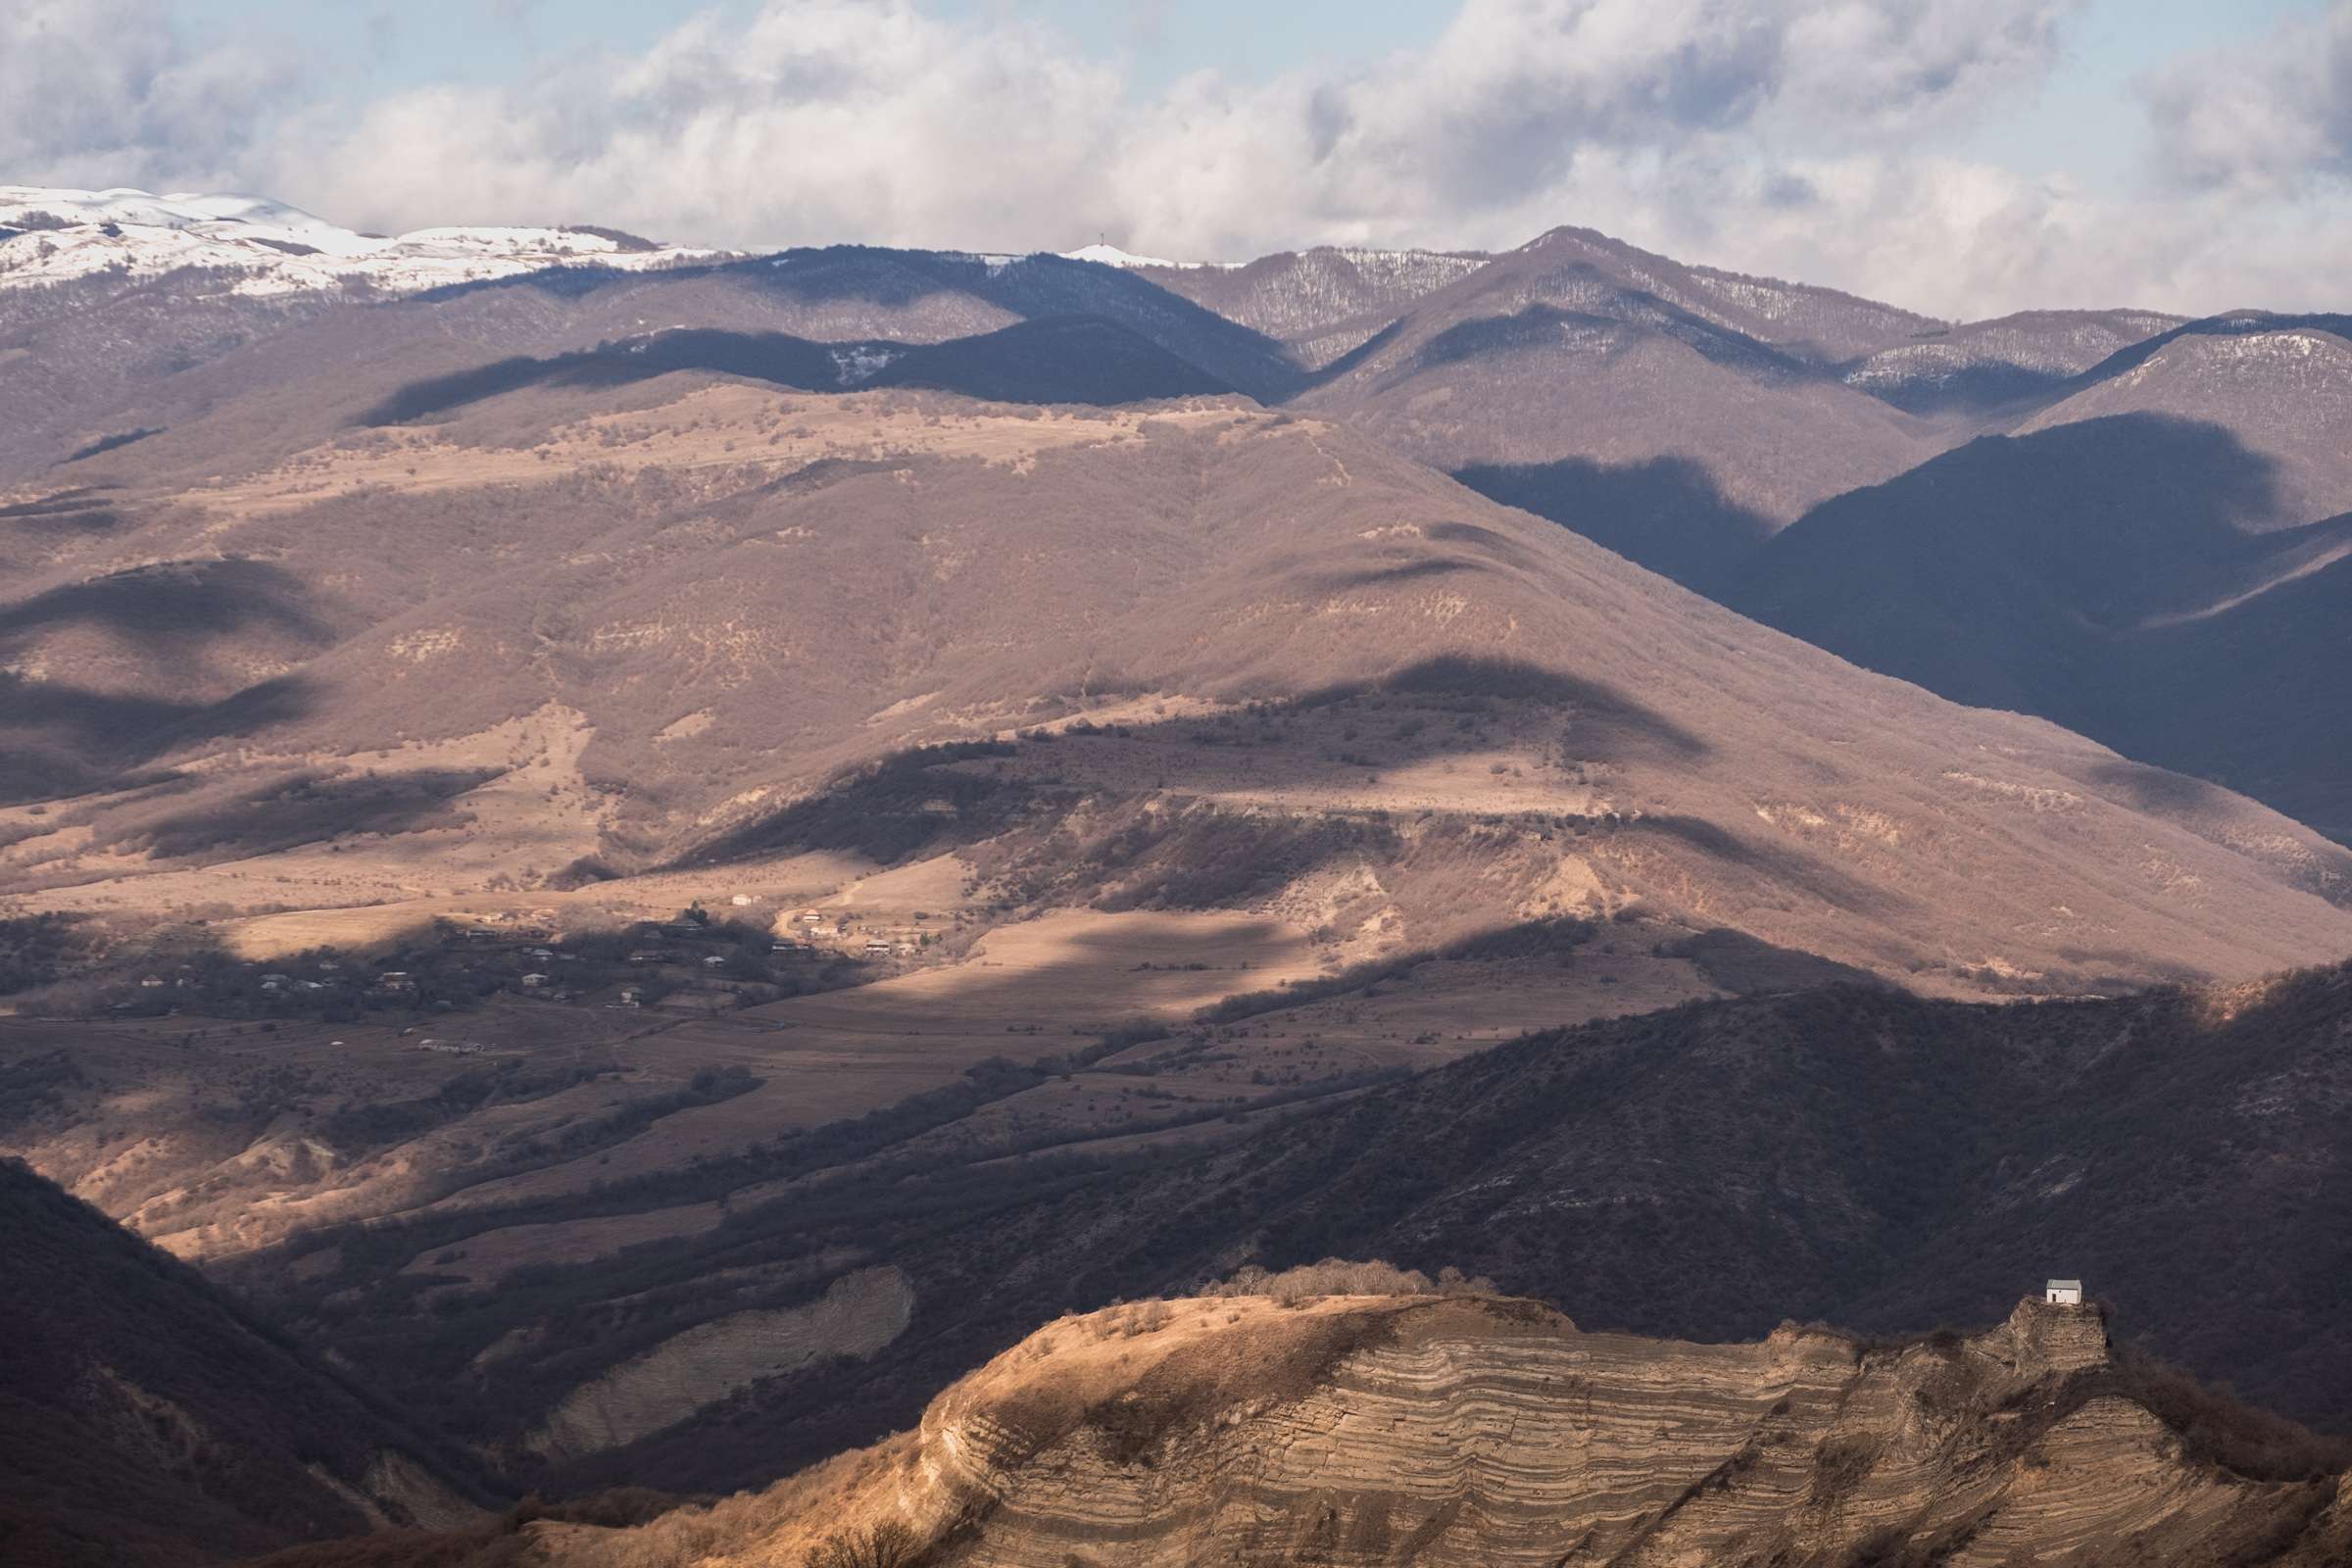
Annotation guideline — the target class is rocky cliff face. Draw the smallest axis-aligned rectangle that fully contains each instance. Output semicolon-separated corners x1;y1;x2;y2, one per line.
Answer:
544;1292;2349;1567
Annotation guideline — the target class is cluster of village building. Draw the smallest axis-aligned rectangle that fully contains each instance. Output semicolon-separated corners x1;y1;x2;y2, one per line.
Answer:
108;896;940;1022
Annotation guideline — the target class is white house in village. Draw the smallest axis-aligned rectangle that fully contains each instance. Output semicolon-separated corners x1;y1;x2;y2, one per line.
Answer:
2045;1279;2083;1305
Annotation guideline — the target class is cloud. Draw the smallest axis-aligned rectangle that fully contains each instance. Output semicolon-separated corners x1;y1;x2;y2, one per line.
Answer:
256;0;2084;299
263;1;1129;253
1;0;280;191
2140;4;2352;196
1103;0;2076;260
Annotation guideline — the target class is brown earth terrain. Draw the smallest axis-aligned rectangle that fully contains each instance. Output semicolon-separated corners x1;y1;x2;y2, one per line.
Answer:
110;950;2340;1514
11;367;2348;1320
6;355;2352;1512
6;220;2352;1568
10;382;2349;997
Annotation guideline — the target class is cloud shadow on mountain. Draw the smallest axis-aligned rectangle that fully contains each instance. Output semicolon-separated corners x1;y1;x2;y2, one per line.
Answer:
683;655;1708;873
0;559;332;651
358;317;1234;425
1455;454;1778;590
0;675;315;806
1629;813;1917;921
1843;360;2073;416
0;489;127;532
1410;289;1811;387
412;246;1305;400
121;766;501;861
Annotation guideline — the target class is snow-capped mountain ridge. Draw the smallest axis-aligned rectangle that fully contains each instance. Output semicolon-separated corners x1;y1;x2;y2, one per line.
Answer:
1058;242;1241;270
0;185;719;297
0;186;1261;294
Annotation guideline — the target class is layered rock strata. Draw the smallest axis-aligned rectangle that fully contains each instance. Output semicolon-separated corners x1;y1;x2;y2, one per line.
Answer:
545;1293;2350;1566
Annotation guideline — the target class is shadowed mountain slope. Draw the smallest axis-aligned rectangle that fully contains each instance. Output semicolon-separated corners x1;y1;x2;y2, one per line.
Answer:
913;962;2352;1443
1721;413;2352;842
353;317;1231;425
0;1159;490;1567
2015;314;2352;531
1024;965;2352;1423
1841;307;2185;415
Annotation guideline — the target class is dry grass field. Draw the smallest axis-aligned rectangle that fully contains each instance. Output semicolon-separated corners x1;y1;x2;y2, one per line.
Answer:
9;374;2352;1301
182;383;1245;518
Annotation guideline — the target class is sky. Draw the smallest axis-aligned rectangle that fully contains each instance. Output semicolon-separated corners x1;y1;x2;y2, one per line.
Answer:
6;0;2348;318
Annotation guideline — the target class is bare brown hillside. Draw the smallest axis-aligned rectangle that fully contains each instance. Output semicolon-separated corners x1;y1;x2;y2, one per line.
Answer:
526;1286;2350;1567
1290;226;1949;533
10;379;2352;1002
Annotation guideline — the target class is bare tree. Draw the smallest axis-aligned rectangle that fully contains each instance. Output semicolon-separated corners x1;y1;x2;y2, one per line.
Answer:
805;1519;923;1568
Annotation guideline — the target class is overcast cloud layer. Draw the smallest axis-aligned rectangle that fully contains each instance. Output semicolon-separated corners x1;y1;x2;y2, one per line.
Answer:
6;0;2348;319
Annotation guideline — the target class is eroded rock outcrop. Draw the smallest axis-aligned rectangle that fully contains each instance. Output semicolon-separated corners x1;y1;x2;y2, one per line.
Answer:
543;1291;2348;1567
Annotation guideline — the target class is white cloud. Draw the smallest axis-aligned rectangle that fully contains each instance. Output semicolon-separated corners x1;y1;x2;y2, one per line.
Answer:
263;1;1130;254
1605;150;2348;319
1099;0;2081;273
1;0;280;191
2140;3;2352;196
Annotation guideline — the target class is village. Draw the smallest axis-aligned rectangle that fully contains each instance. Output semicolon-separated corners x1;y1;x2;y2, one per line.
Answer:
89;895;944;1025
